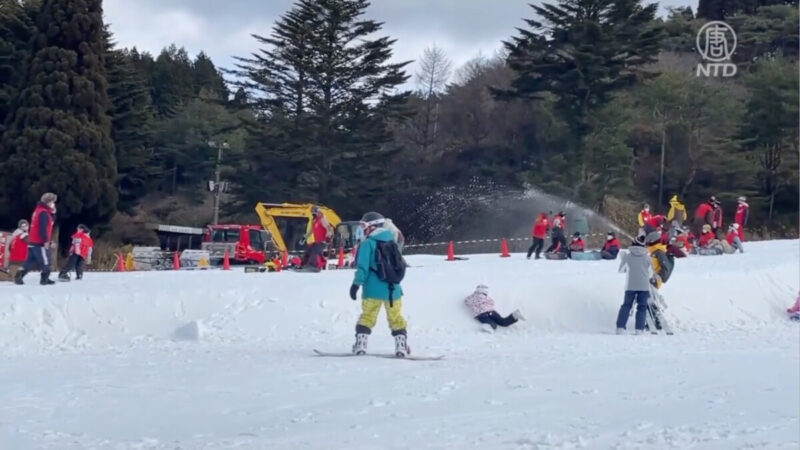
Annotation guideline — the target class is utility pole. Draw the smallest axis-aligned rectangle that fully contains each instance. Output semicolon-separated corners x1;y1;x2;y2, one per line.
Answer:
208;140;229;225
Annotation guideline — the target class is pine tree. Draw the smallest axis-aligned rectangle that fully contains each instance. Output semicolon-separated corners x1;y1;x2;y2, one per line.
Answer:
497;0;662;201
105;32;157;212
193;51;228;99
0;0;37;136
232;0;410;214
0;0;117;233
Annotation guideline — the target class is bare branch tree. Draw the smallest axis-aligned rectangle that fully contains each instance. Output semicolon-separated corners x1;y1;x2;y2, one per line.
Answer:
415;44;452;152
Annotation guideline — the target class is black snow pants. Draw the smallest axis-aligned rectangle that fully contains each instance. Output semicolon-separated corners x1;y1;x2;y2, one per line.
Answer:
527;237;544;259
301;242;326;269
60;254;85;279
475;311;518;330
21;244;51;281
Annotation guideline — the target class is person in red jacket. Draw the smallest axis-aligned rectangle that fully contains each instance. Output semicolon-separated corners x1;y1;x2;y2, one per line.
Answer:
711;200;723;236
545;211;567;254
725;223;744;253
734;196;749;240
15;193;57;285
58;224;93;281
9;219;29;264
644;214;666;234
527;212;549;260
692;197;715;238
674;227;693;254
567;232;585;258
698;224;716;247
300;205;333;270
601;231;620;260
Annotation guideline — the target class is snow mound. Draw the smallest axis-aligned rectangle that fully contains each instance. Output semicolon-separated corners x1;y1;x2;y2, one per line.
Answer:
0;239;797;355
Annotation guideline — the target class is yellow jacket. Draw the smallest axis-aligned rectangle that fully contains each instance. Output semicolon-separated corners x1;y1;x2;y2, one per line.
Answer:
647;243;671;288
666;196;686;223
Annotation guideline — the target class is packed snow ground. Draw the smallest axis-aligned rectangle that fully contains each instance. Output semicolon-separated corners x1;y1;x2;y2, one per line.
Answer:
1;240;798;449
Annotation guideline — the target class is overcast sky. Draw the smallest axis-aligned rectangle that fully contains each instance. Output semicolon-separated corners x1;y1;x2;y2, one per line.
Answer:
105;0;696;89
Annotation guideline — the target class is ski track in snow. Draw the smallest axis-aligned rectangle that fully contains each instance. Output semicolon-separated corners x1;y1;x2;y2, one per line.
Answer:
0;240;797;449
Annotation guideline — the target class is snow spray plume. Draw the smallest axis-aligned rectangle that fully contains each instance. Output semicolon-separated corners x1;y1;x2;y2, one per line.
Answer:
393;177;633;247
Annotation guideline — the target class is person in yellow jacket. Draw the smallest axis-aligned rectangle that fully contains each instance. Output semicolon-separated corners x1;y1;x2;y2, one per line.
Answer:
645;231;673;289
666;195;687;239
637;203;651;232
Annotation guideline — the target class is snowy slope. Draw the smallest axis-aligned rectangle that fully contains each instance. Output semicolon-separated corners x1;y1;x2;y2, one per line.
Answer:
0;240;797;449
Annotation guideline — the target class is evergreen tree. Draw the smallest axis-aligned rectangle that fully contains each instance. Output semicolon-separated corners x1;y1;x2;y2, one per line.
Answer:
497;0;662;202
741;56;799;223
232;0;410;215
193;51;228;99
0;0;37;137
105;32;157;212
0;0;117;234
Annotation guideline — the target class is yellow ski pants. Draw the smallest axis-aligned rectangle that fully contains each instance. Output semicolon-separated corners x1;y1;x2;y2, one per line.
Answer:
357;298;407;332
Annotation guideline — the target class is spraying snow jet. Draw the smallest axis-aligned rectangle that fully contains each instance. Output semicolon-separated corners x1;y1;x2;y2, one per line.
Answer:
396;177;633;246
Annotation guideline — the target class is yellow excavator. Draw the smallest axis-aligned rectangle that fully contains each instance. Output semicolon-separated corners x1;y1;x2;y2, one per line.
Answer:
254;202;360;257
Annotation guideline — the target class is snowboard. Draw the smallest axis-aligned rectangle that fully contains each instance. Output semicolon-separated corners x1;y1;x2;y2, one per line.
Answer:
544;252;568;260
313;349;444;361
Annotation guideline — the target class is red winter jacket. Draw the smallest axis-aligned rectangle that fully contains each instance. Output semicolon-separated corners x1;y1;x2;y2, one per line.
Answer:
725;230;738;246
675;234;692;253
28;203;54;246
645;215;665;230
712;207;723;229
69;231;93;259
694;203;713;223
532;214;549;239
698;231;715;247
602;238;620;253
734;203;749;226
311;216;329;244
9;229;28;263
551;214;565;230
568;238;585;252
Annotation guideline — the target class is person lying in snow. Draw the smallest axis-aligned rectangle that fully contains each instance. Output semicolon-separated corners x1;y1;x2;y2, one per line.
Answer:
725;224;744;254
464;284;525;331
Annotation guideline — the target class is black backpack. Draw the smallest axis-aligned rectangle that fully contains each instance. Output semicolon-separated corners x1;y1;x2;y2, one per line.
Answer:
372;240;406;305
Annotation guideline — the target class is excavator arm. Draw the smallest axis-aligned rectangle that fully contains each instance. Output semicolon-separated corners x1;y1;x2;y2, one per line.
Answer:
254;202;342;253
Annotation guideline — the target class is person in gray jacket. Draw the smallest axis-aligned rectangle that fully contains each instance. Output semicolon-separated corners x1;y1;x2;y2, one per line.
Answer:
615;234;654;334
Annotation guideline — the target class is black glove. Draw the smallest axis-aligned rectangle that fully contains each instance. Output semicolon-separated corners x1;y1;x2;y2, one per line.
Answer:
349;284;359;300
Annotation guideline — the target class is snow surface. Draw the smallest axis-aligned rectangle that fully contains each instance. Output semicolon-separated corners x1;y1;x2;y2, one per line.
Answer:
1;240;798;449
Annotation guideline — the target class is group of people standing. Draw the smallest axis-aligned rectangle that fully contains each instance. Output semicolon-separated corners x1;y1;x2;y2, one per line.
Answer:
637;195;749;256
525;211;621;261
10;192;94;285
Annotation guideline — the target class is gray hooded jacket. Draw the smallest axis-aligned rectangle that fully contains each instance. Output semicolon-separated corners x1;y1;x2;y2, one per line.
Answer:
618;245;653;292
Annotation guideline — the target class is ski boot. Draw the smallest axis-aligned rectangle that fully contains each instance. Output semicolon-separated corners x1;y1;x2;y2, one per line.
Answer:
14;270;25;285
40;273;55;286
58;273;70;282
615;328;625;335
394;334;410;358
352;333;368;355
512;309;526;321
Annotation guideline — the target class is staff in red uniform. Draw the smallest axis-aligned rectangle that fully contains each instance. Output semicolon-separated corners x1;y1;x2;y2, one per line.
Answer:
527;212;549;260
15;193;57;285
58;224;93;281
692;196;715;238
301;205;333;270
734;196;749;240
9;219;29;264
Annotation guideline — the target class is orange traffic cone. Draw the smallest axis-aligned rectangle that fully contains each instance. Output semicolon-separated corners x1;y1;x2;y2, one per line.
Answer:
116;253;126;272
446;241;455;261
281;250;288;267
173;251;180;270
222;250;231;270
500;238;511;257
273;257;282;272
337;247;344;269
